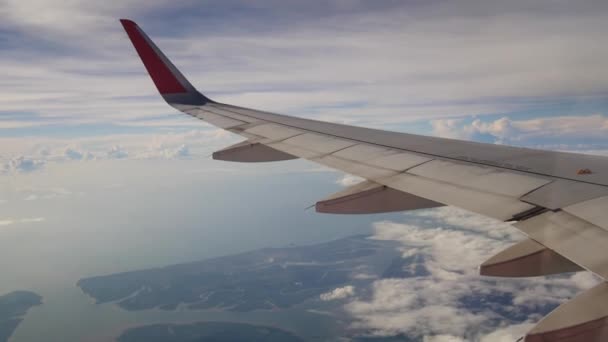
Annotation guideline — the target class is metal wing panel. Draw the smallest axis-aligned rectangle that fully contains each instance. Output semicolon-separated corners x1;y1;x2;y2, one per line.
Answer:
379;173;535;221
520;180;608;210
332;144;399;162
407;159;552;197
281;133;357;154
315;155;398;180
243;123;304;141
188;110;246;129
215;101;608;187
179;103;546;221
267;141;323;159
202;106;265;124
563;196;608;232
331;144;432;171
365;152;432;172
515;211;608;279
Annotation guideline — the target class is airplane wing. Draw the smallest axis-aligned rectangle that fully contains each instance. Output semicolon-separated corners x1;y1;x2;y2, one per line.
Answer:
120;19;608;341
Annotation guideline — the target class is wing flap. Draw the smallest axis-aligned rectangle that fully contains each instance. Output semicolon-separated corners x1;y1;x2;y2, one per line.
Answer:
316;181;443;214
525;282;608;342
515;211;608;279
380;173;535;221
563;196;608;232
480;238;582;277
520;180;608;210
212;141;297;162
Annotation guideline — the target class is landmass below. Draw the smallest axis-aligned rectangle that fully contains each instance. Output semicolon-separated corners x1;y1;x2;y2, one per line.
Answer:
0;291;42;342
117;321;303;342
78;235;401;312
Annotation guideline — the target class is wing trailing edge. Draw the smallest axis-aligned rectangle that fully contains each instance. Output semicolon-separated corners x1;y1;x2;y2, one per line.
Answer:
316;180;443;214
525;282;608;342
480;238;582;277
212;140;298;162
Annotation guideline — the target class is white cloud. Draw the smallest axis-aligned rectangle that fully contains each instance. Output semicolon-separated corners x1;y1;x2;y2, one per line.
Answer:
19;217;45;223
320;285;355;301
335;174;364;187
424;335;466;342
478;323;534;342
172;144;190;158
432;114;608;146
106;145;128;159
352;273;377;280
0;128;238;172
344;207;601;340
19;187;72;201
62;147;96;161
3;156;46;174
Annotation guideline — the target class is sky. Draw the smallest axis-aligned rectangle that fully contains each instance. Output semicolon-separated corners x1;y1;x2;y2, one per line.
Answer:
1;1;608;341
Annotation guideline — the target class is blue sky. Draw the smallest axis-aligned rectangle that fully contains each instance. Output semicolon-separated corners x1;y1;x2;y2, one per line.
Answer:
0;0;607;163
0;1;608;341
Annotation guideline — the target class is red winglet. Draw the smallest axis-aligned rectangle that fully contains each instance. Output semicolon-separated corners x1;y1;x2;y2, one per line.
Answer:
120;19;187;94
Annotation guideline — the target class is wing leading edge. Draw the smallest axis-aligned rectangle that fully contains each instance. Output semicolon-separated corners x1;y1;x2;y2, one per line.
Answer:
120;19;608;341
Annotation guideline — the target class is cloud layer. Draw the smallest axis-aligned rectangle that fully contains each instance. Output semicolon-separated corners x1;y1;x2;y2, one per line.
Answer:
432;114;608;148
0;0;606;131
0;127;239;174
342;207;600;341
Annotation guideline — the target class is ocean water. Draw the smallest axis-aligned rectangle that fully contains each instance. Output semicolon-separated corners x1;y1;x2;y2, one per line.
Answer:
0;160;399;341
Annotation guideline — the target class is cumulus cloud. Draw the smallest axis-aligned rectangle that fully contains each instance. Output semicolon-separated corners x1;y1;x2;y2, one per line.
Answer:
431;114;608;147
0;127;240;177
2;156;46;174
172;144;190;158
478;323;534;342
344;207;601;340
335;174;364;187
21;187;72;201
145;143;191;159
106;145;128;159
63;147;94;161
320;286;355;301
424;335;467;342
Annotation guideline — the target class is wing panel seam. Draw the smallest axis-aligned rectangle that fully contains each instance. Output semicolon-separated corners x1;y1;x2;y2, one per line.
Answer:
202;104;608;188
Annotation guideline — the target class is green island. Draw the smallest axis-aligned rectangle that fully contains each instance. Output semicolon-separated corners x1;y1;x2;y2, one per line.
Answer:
0;291;42;342
77;235;400;312
117;321;303;342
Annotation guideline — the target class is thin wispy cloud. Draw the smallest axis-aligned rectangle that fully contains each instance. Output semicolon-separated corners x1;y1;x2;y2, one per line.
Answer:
0;0;605;138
